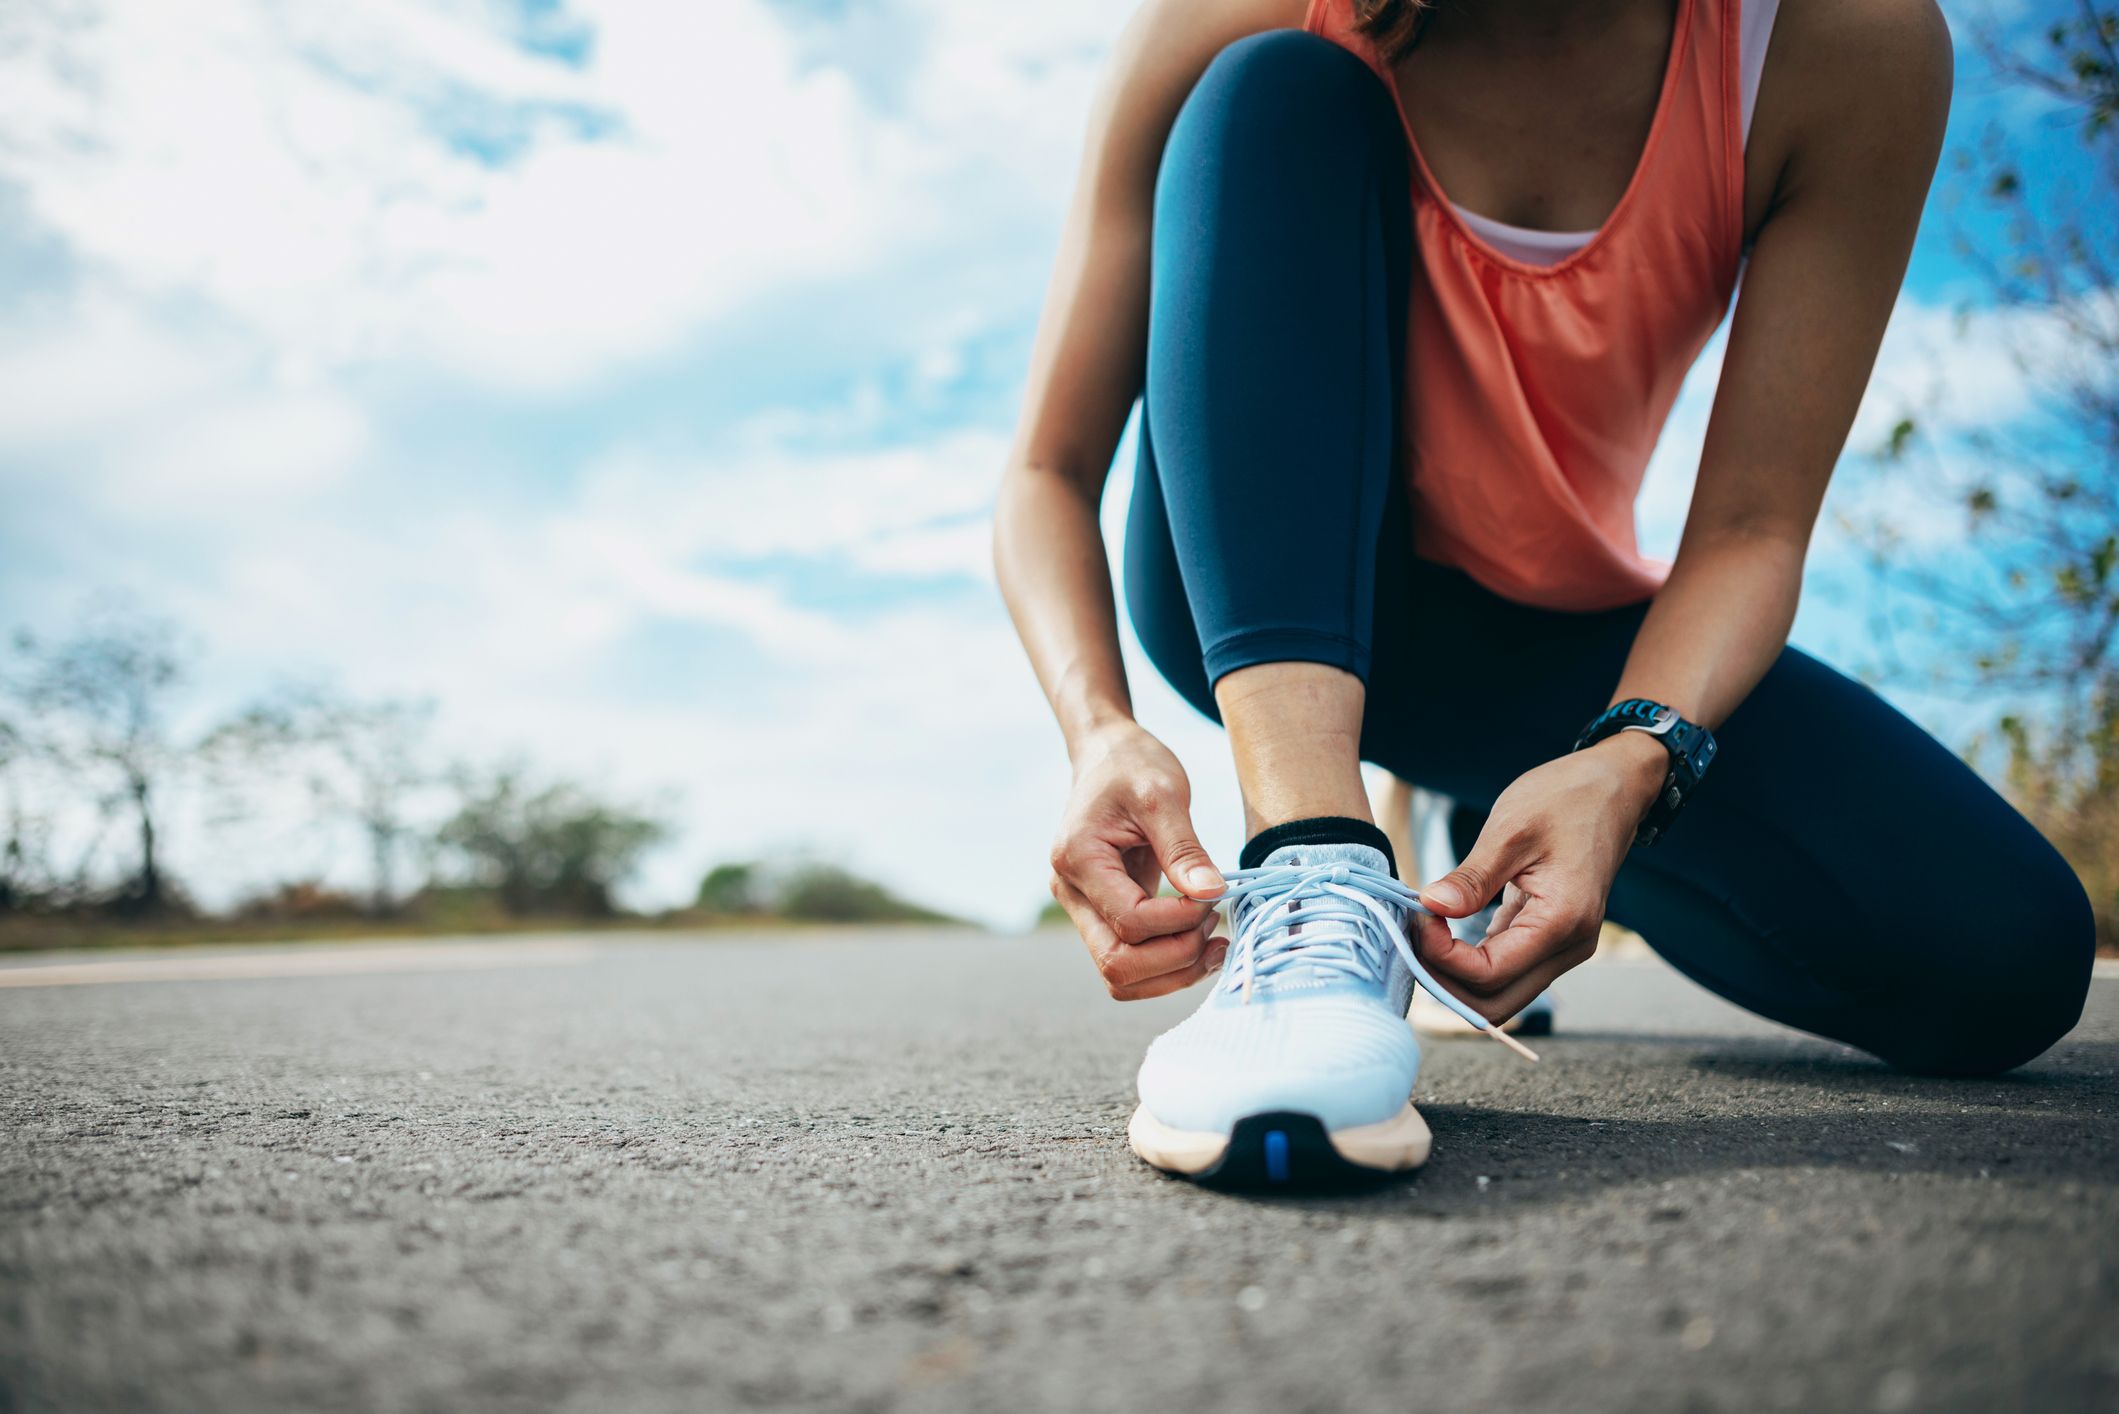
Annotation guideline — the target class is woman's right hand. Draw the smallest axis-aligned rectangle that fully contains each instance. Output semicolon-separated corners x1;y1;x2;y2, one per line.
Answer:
1048;722;1228;999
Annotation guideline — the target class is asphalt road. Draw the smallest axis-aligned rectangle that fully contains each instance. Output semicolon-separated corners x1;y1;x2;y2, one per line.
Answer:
3;930;2115;1414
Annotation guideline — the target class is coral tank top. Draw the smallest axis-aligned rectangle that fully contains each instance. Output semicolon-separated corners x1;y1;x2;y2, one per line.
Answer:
1305;0;1746;610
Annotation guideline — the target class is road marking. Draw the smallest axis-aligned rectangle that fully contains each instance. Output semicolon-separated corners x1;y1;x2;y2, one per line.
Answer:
0;940;597;989
2096;957;2119;980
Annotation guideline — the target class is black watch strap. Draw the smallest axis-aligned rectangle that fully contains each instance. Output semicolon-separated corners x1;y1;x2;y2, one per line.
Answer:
1572;699;1718;845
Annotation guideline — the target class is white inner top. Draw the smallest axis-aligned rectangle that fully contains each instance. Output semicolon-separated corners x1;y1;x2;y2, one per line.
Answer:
1448;0;1782;265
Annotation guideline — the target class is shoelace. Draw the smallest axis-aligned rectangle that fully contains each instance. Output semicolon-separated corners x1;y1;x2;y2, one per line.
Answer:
1196;860;1538;1063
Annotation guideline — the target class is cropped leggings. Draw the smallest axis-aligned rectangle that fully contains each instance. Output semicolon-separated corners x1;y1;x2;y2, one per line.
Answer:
1123;30;2095;1075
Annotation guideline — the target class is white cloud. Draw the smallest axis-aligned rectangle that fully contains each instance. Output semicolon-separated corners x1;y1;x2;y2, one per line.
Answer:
572;427;1004;583
0;295;232;444
0;0;1126;391
0;294;369;508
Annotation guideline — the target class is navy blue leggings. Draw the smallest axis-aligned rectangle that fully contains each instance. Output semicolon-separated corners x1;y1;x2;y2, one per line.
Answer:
1123;31;2095;1075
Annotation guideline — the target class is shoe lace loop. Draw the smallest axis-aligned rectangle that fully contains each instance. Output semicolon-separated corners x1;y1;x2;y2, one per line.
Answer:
1207;860;1527;1052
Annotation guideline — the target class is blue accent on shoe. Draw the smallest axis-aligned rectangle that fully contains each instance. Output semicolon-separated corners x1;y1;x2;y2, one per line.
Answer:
1264;1129;1291;1183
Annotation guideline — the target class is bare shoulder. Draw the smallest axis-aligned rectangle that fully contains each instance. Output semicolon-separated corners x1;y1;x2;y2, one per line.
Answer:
1769;0;1952;131
1748;0;1951;218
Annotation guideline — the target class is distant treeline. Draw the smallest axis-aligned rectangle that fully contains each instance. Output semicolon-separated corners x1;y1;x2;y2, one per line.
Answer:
0;602;958;943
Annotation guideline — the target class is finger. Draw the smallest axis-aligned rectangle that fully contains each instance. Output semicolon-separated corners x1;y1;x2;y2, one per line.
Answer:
1439;932;1595;1026
1408;907;1458;960
1419;822;1535;919
1485;886;1528;939
1109;936;1229;1001
1056;836;1216;943
1103;918;1219;988
1415;893;1595;993
1113;893;1221;944
1052;874;1123;966
1425;886;1521;949
1122;843;1162;899
1133;795;1225;900
1054;878;1217;991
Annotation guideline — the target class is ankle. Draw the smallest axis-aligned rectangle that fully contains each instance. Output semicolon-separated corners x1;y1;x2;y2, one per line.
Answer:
1239;815;1398;876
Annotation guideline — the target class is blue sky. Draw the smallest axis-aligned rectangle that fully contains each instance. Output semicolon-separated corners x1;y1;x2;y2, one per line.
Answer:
0;1;2094;924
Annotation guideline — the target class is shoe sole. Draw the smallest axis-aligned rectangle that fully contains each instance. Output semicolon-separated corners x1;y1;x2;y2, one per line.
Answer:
1127;1103;1432;1188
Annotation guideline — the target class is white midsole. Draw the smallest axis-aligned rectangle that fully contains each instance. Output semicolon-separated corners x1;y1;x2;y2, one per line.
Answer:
1127;1101;1433;1176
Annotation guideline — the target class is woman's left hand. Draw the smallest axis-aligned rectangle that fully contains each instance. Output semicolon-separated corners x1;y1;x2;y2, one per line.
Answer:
1413;733;1670;1023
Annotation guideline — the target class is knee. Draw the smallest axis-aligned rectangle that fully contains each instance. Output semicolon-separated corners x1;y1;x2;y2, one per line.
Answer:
1882;858;2096;1077
1177;30;1399;154
1198;28;1381;97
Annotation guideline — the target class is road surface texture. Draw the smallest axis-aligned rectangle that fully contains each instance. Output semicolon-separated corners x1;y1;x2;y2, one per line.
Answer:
3;930;2115;1414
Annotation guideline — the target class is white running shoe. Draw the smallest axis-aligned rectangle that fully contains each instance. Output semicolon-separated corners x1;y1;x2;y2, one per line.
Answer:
1128;840;1532;1186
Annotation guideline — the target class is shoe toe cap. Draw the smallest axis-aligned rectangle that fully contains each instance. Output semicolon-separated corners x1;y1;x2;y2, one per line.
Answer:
1136;998;1420;1134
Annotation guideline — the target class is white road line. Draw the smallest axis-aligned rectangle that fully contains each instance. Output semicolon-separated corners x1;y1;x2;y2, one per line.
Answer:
2095;957;2119;980
0;940;597;989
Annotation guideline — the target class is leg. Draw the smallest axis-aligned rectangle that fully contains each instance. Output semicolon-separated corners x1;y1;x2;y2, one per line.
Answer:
1364;567;2096;1076
1145;499;2092;1074
1603;650;2096;1075
1124;30;1411;843
1372;773;1420;879
1218;664;1370;836
1119;34;1451;1182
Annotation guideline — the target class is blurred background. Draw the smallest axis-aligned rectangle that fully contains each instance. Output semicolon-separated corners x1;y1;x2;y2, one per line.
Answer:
0;0;2112;948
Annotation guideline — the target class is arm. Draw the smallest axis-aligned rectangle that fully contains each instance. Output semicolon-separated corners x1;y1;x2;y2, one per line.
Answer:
1417;0;1955;1018
995;0;1305;997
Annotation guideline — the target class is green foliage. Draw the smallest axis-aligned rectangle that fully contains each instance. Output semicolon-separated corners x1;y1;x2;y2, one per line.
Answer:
775;863;956;924
692;857;961;925
1982;682;2119;951
1885;417;1918;459
438;766;670;917
696;861;761;914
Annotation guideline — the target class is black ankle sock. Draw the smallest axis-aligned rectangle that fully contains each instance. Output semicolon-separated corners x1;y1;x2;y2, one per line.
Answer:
1239;815;1397;877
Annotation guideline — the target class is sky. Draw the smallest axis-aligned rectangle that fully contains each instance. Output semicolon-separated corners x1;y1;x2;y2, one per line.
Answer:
0;0;2094;926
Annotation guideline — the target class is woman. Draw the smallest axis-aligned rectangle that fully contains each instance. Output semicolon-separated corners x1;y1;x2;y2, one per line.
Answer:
993;0;2094;1186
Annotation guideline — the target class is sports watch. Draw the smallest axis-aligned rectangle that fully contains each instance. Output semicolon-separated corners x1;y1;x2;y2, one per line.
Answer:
1571;698;1717;846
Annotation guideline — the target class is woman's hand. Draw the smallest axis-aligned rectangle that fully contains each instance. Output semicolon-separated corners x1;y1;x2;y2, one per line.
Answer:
1049;722;1229;1000
1414;734;1669;1023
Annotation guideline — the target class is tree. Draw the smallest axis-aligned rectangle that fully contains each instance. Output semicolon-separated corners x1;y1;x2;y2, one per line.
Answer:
0;711;43;912
213;688;437;913
692;856;961;924
1850;4;2119;942
437;764;670;917
696;861;761;914
773;862;958;924
8;606;193;914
